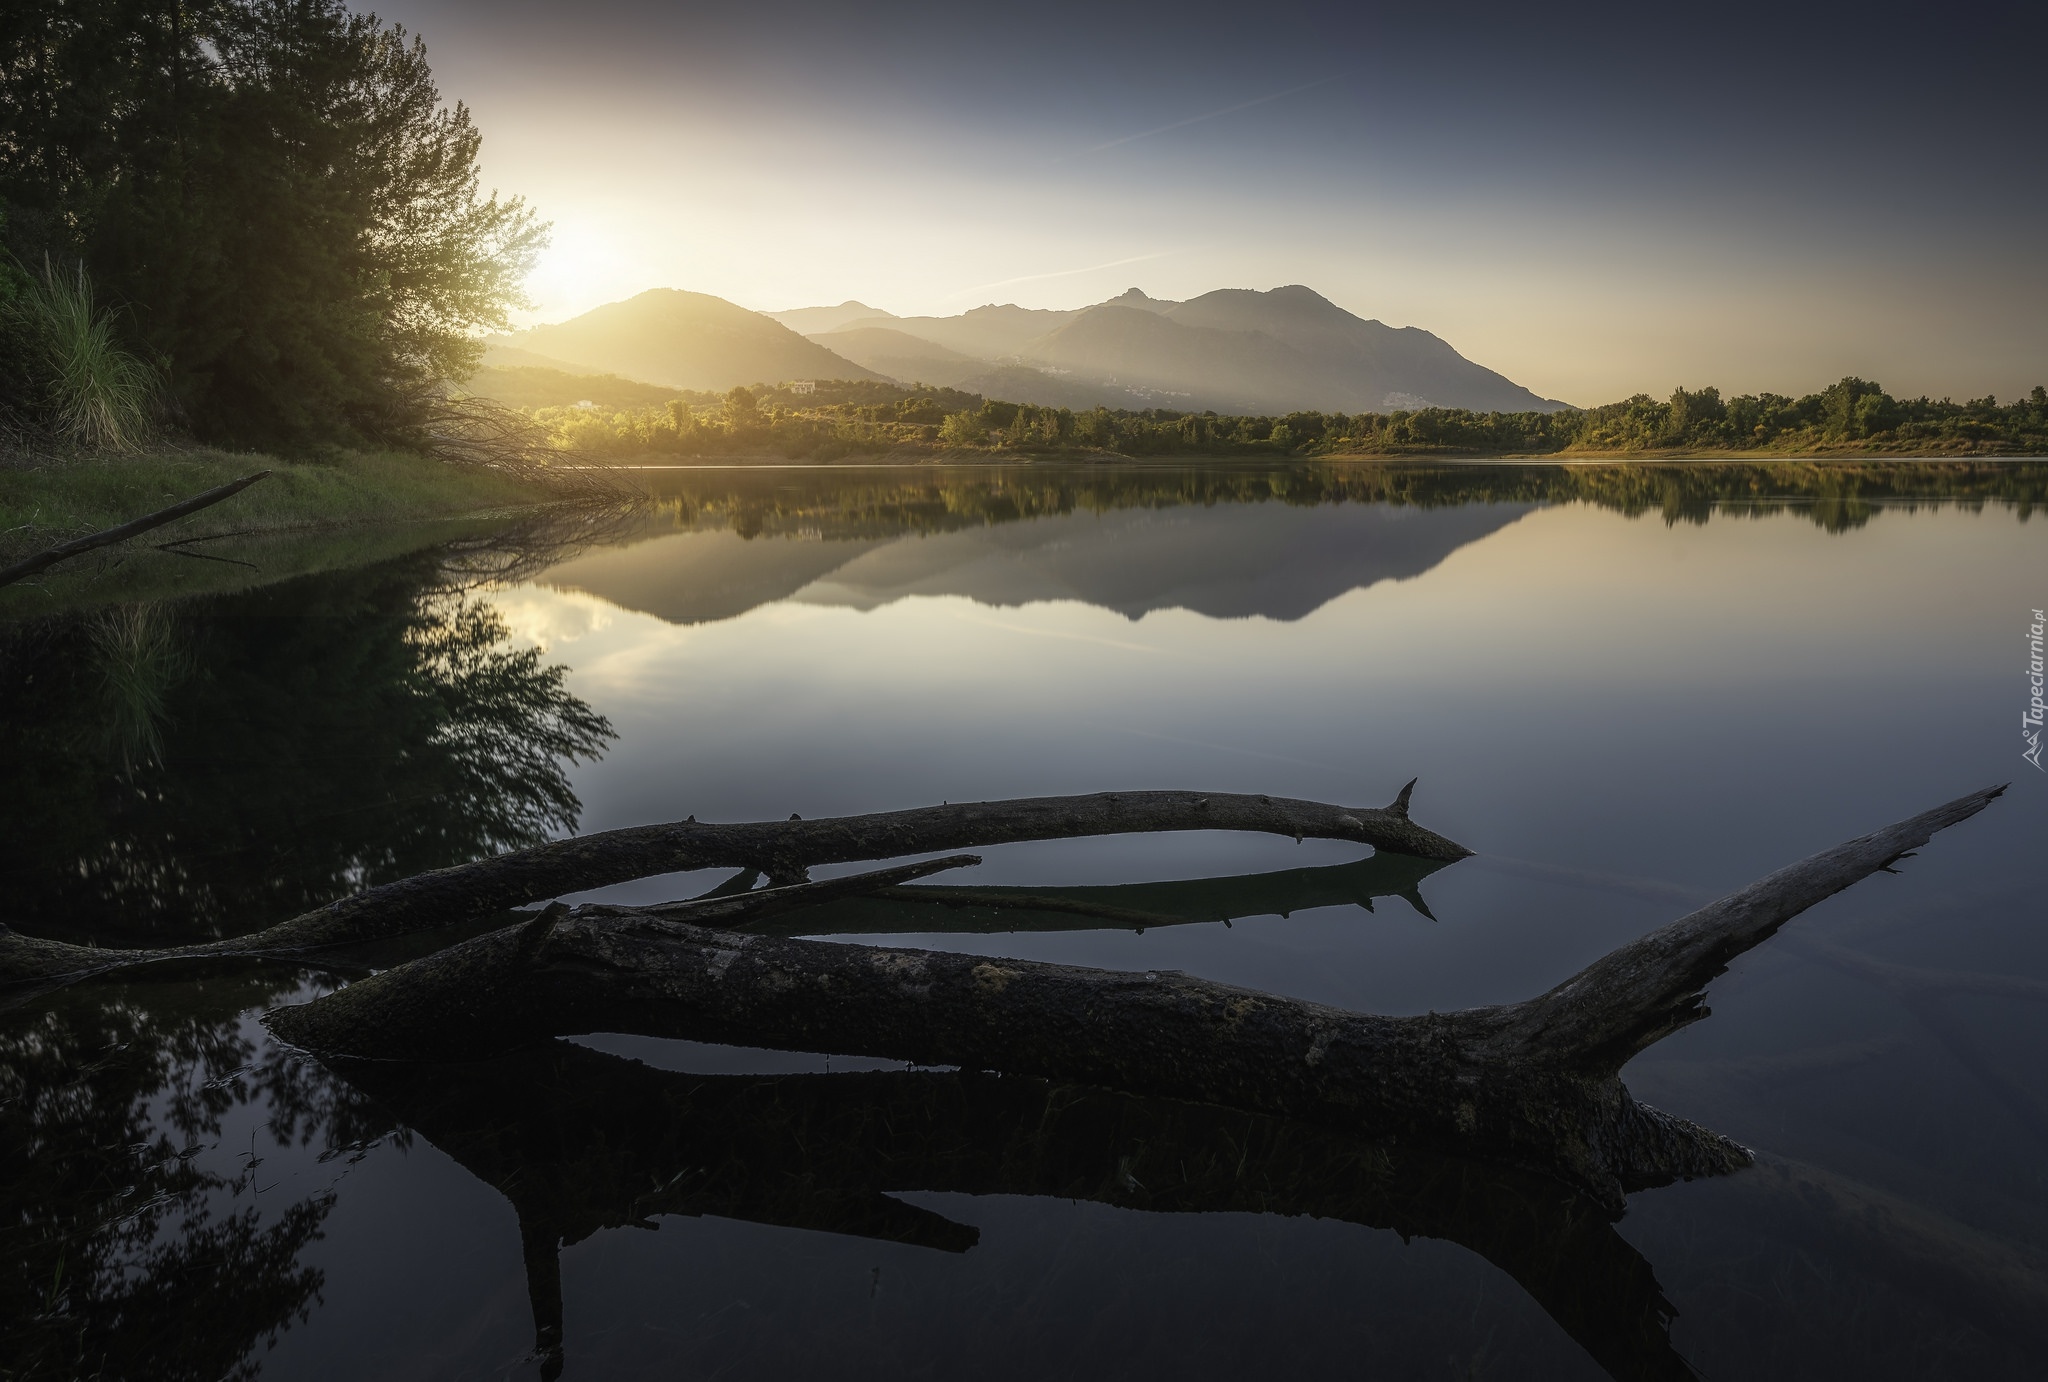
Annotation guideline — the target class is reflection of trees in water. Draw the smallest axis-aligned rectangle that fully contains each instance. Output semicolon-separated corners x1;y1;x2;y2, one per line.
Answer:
623;459;2044;544
1;520;620;1378
0;549;615;946
0;975;385;1382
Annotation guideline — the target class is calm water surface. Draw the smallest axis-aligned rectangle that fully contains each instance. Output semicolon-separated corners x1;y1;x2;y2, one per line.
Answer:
4;462;2045;1380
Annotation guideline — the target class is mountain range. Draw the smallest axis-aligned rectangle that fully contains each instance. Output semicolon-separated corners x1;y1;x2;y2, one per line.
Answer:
483;285;1567;414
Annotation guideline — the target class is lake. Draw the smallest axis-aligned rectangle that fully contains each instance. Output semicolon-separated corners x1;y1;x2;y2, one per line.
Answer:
4;460;2045;1381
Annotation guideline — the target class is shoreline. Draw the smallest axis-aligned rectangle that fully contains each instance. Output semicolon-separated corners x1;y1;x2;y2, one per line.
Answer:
585;449;2048;468
0;449;560;616
0;448;555;557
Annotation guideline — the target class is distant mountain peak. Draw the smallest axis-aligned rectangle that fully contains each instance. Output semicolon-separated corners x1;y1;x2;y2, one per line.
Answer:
493;289;881;391
764;300;901;337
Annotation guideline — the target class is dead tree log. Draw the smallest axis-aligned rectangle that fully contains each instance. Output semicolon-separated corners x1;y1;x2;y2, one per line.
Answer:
266;786;2004;1210
0;471;271;588
0;784;1462;988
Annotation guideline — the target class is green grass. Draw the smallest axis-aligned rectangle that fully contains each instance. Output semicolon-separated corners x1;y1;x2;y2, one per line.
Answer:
0;447;554;615
7;259;163;451
2;447;546;545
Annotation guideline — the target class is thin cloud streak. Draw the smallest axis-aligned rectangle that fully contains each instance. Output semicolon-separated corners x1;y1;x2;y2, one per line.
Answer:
1072;76;1342;157
950;251;1179;299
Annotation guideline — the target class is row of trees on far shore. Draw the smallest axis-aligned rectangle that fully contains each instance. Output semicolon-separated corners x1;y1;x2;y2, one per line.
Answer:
520;378;2048;461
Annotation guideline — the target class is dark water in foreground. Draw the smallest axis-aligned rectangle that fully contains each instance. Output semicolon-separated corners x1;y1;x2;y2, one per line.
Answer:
4;461;2045;1381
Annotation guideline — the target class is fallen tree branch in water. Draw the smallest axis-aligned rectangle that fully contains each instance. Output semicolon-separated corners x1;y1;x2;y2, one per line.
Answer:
265;786;2004;1209
0;783;1463;988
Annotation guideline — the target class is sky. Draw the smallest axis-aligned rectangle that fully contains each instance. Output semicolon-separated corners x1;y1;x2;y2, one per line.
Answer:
383;0;2048;406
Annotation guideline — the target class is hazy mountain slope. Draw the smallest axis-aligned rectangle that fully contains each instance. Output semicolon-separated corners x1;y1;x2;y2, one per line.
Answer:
854;303;1081;359
950;365;1182;412
766;301;897;335
808;327;986;388
809;326;1185;407
494;284;1564;415
1162;286;1564;412
476;343;618;376
488;289;881;391
863;285;1563;413
1016;304;1326;412
465;365;685;410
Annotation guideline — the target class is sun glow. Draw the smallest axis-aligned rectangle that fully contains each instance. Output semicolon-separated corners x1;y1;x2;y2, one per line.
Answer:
518;219;656;326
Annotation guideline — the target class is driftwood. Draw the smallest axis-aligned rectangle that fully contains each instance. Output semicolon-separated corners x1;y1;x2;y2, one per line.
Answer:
0;471;271;588
266;786;2004;1210
0;784;1463;988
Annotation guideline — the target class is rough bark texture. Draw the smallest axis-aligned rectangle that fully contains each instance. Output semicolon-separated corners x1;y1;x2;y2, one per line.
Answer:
1484;784;2006;1075
0;785;1462;987
266;786;2003;1211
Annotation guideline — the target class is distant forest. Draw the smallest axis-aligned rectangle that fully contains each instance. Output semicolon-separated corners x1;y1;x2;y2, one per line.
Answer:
502;372;2048;461
627;460;2048;540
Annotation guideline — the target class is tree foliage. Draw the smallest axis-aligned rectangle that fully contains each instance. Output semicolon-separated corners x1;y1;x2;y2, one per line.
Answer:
521;375;2048;463
0;0;544;448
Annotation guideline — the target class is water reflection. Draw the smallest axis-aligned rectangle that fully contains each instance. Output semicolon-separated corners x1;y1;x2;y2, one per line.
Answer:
335;1042;1693;1382
4;460;2046;1381
0;551;614;945
534;461;2046;628
752;847;1452;935
542;501;1534;625
0;974;378;1382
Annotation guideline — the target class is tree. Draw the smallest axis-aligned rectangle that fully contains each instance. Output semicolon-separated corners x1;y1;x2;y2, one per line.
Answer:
0;0;544;448
938;408;984;447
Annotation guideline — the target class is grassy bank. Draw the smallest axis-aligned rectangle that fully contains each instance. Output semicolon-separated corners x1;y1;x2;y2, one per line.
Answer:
0;447;555;614
2;447;547;551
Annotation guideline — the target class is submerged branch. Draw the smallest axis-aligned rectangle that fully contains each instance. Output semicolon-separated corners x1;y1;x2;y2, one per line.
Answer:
1491;785;2007;1074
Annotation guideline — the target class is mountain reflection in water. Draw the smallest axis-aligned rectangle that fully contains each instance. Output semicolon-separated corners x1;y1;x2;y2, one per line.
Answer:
539;501;1533;625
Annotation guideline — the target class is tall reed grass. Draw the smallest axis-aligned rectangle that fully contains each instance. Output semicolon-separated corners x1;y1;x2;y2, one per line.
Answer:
7;259;162;452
